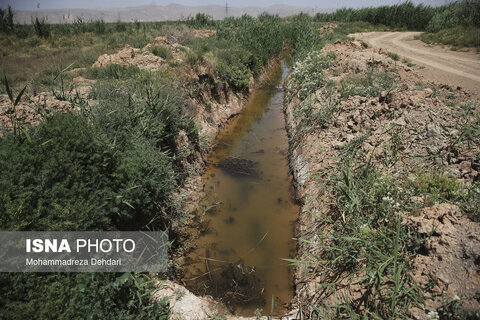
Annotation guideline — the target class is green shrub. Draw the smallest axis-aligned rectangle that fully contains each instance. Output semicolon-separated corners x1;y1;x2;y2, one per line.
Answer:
286;51;336;100
115;20;127;32
0;5;14;34
283;13;320;59
0;272;169;319
315;1;435;30
388;51;400;61
0;110;179;231
216;13;283;68
297;140;421;318
0;113;117;231
32;16;50;38
83;64;141;80
93;19;106;34
427;0;480;33
339;67;395;98
150;45;173;60
315;0;479;32
420;25;480;48
216;62;251;93
185;13;214;28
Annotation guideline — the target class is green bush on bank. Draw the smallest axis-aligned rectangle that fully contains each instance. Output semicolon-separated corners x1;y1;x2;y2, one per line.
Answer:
217;13;282;68
150;45;173;60
185;13;215;29
0;112;174;318
419;25;480;48
286;50;336;100
426;0;480;33
0;76;195;232
314;0;480;48
0;5;14;34
314;1;435;30
0;272;169;319
314;0;479;32
180;13;283;95
0;60;201;318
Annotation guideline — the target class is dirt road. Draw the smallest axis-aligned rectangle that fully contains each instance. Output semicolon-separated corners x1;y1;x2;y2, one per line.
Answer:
351;32;480;97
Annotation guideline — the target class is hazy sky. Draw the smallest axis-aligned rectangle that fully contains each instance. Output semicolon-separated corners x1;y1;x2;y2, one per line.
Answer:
1;0;448;11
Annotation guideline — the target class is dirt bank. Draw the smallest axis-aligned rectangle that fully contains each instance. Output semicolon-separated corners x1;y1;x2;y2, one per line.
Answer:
350;32;480;98
284;40;480;318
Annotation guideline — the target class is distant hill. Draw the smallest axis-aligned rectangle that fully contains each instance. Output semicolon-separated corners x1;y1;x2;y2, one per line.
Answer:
13;4;332;24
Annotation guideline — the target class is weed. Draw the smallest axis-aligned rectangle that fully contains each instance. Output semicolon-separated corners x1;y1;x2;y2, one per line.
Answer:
185;13;214;29
461;183;480;222
314;1;480;32
407;170;468;206
457;113;480;149
217;13;283;68
0;272;169;319
383;126;404;167
0;5;14;34
150;45;173;60
32;16;50;38
2;74;27;135
420;25;480;49
286;51;335;100
339;66;395;98
414;82;441;97
307;154;421;318
216;62;251;94
388;51;400;61
212;313;228;320
82;64;141;80
436;294;480;319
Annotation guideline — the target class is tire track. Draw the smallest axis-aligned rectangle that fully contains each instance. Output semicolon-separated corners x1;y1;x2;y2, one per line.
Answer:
351;31;480;96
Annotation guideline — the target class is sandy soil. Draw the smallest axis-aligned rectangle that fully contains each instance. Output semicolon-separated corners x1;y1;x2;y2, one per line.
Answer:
351;32;480;98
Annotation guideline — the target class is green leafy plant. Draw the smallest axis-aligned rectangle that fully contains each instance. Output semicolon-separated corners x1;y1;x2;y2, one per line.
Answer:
0;5;14;34
3;74;27;135
150;45;173;60
388;51;400;61
0;272;169;319
32;16;50;38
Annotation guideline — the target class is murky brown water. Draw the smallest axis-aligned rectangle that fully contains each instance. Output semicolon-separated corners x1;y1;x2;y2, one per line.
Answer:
183;61;298;316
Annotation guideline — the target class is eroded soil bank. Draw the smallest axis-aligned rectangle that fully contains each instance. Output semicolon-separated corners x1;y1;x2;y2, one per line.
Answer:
284;40;480;318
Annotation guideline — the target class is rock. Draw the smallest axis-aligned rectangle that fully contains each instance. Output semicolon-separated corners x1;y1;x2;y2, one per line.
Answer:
426;123;442;138
460;160;472;172
153;282;224;320
424;88;434;97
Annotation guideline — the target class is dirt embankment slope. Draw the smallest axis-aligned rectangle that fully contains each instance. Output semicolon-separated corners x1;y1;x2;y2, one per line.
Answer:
351;32;480;98
285;40;480;318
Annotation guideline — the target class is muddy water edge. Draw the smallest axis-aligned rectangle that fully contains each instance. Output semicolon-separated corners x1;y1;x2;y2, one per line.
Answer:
182;61;299;316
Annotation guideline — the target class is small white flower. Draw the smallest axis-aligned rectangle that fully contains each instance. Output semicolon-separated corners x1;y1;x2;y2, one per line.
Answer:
453;294;461;301
382;196;393;202
427;311;439;320
393;202;400;208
